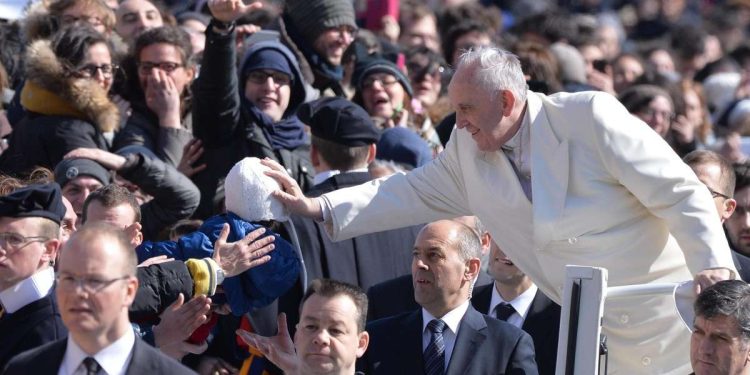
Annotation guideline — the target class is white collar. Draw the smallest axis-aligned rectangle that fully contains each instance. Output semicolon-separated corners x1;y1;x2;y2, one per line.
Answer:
489;282;538;322
502;108;530;151
62;328;135;375
0;267;54;313
313;170;341;186
313;167;370;186
421;299;470;336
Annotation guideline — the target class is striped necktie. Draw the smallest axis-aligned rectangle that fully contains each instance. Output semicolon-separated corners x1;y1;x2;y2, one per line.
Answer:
424;319;447;375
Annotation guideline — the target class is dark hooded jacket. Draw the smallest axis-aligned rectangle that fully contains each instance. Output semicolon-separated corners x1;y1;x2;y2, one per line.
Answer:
0;39;118;175
192;23;313;218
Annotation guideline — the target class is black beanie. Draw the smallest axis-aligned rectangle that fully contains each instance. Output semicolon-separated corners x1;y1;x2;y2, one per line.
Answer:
284;0;356;45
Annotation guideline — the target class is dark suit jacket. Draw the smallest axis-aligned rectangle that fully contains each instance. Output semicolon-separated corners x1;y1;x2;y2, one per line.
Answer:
358;305;538;375
367;273;494;321
3;335;195;374
471;284;560;375
0;293;67;370
292;171;423;290
732;250;750;282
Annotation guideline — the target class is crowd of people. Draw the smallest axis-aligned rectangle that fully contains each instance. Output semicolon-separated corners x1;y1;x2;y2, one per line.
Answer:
4;0;750;374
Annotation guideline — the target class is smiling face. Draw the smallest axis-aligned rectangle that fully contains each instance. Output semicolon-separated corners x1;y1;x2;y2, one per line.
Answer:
448;64;521;152
312;26;355;66
487;241;525;286
361;72;406;120
243;69;292;122
294;293;369;375
691;314;750;375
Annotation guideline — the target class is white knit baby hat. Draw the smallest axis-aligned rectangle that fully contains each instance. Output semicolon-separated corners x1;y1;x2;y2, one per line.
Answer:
224;157;289;222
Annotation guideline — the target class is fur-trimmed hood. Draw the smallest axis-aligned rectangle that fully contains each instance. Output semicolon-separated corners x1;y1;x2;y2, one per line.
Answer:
20;39;119;133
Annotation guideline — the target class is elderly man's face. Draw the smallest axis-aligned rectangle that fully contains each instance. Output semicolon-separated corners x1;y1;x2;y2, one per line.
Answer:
691;314;750;375
449;64;517;152
0;217;57;291
412;220;475;316
727;186;750;256
294;294;368;375
56;234;137;341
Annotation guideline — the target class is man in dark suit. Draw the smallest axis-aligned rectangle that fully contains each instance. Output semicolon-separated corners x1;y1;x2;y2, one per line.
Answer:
684;151;750;281
471;240;560;375
3;223;193;374
292;97;422;290
358;219;538;375
0;183;68;370
367;216;493;321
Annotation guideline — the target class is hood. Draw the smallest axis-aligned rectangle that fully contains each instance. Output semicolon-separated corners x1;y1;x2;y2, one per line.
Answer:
239;40;307;117
21;39;119;133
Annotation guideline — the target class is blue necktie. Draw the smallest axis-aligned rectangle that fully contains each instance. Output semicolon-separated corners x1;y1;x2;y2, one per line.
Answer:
424;319;446;375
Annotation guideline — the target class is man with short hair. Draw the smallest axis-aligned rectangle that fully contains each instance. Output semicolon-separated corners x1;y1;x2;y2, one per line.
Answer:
690;280;750;375
55;158;111;226
726;163;750;257
359;220;537;374
471;240;560;375
3;223;194;374
237;278;370;375
684;150;750;281
0;183;67;370
293;97;421;291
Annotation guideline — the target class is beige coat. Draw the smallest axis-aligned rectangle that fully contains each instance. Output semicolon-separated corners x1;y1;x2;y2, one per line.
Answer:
322;90;736;374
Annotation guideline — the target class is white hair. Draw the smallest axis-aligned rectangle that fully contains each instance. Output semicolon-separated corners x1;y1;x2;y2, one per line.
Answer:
455;47;528;103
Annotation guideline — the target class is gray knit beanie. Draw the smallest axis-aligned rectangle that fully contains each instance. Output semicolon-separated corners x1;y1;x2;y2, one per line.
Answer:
284;0;356;45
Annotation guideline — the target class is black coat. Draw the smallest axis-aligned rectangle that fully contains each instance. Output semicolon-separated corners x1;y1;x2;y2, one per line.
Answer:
3;335;195;374
191;23;313;218
130;260;195;324
0;293;67;370
471;284;561;375
358;305;539;375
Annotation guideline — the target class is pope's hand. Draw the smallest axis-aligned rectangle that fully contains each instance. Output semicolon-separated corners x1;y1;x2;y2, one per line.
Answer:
262;158;323;220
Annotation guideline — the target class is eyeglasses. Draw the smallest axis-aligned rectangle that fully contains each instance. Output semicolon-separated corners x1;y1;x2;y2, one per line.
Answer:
246;70;292;86
0;232;49;252
407;63;446;82
77;63;118;78
638;108;675;122
137;61;184;75
59;14;103;27
708;187;731;200
362;76;399;89
56;274;131;294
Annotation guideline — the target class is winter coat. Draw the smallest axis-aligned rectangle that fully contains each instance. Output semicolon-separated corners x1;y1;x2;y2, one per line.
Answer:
0;39;118;174
136;212;301;315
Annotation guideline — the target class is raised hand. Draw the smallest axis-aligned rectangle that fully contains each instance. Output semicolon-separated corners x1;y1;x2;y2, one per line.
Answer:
235;313;298;373
145;70;181;129
212;223;275;278
261;158;323;220
177;138;207;177
153;294;212;350
207;0;263;23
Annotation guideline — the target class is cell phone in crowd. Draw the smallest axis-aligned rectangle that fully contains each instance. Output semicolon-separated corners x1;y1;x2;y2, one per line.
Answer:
244;29;281;49
592;59;609;73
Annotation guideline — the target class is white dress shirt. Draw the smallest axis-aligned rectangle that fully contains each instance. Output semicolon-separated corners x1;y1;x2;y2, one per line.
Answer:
421;300;470;371
0;267;54;313
489;283;538;328
58;328;135;375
